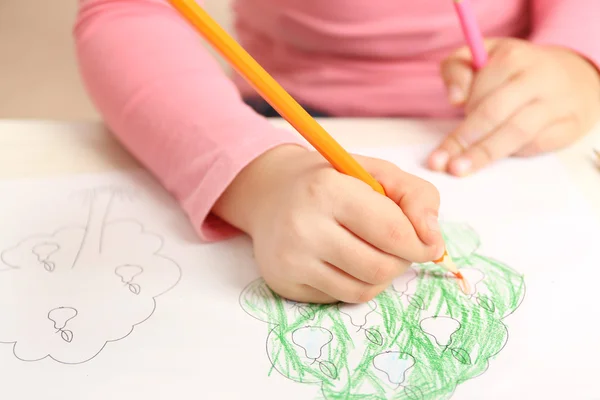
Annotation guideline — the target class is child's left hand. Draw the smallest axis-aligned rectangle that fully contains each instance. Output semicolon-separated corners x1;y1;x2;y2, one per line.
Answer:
428;38;600;176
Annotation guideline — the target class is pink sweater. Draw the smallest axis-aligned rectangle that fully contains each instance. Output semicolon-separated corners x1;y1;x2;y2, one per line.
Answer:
74;0;600;241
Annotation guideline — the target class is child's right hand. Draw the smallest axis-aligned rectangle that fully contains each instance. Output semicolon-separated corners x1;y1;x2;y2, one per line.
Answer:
213;145;445;304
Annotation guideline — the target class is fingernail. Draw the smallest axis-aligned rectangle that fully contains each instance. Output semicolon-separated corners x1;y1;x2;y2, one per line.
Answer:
430;150;449;170
451;158;472;176
448;85;465;104
426;212;441;232
434;245;446;261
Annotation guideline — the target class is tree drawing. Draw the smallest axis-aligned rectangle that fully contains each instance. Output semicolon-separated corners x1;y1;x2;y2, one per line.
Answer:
240;222;525;399
0;186;182;364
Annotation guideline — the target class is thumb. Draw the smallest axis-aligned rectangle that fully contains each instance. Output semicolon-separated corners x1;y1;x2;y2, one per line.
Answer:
441;39;502;106
440;46;475;106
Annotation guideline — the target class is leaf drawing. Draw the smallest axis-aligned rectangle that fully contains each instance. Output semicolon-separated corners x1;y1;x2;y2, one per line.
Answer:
60;330;74;343
408;295;425;310
477;296;496;313
128;283;141;295
364;328;383;346
318;361;338;380
297;305;314;320
450;348;472;365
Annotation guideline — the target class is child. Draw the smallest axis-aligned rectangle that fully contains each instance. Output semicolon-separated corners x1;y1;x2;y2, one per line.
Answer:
74;0;600;304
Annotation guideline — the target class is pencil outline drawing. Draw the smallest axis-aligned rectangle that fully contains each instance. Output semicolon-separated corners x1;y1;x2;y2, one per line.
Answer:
48;307;78;343
240;221;526;400
32;243;61;272
0;186;182;364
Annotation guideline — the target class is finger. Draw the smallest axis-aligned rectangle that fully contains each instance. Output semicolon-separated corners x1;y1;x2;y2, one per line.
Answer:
447;101;554;176
466;40;532;113
515;116;580;157
335;160;443;262
265;279;337;304
321;223;411;285
359;156;444;251
440;39;503;106
305;261;386;304
428;75;536;173
440;46;475;106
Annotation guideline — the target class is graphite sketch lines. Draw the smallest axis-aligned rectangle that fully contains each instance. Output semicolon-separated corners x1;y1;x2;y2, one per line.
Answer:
0;187;182;364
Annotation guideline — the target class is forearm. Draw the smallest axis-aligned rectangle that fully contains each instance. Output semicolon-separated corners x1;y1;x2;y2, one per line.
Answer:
74;0;305;241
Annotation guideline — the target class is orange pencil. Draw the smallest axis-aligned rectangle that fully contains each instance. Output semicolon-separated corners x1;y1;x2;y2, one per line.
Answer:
167;0;463;282
168;0;384;195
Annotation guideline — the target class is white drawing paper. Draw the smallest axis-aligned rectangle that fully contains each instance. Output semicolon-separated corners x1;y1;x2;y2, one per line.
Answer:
0;144;597;400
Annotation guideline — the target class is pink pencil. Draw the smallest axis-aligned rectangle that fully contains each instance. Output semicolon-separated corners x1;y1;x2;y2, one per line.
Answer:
453;0;488;69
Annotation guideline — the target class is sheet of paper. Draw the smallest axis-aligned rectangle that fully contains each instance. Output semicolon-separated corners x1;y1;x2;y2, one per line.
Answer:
0;145;598;400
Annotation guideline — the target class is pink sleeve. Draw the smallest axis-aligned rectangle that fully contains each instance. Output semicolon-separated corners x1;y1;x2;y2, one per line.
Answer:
529;0;600;70
73;0;306;242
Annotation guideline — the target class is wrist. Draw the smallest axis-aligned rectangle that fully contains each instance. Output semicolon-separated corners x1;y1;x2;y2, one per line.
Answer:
572;52;600;88
551;46;600;86
212;144;308;235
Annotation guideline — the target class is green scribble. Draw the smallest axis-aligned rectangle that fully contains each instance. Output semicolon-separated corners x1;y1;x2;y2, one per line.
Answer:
240;222;526;400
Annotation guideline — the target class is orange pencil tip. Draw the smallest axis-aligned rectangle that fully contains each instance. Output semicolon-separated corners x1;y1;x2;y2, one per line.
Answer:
434;250;448;264
454;272;464;280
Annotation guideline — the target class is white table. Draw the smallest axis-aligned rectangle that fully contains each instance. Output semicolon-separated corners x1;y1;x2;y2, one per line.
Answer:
1;118;599;214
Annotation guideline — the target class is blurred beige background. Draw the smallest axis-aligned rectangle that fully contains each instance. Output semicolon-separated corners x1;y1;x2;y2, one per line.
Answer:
0;0;233;121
